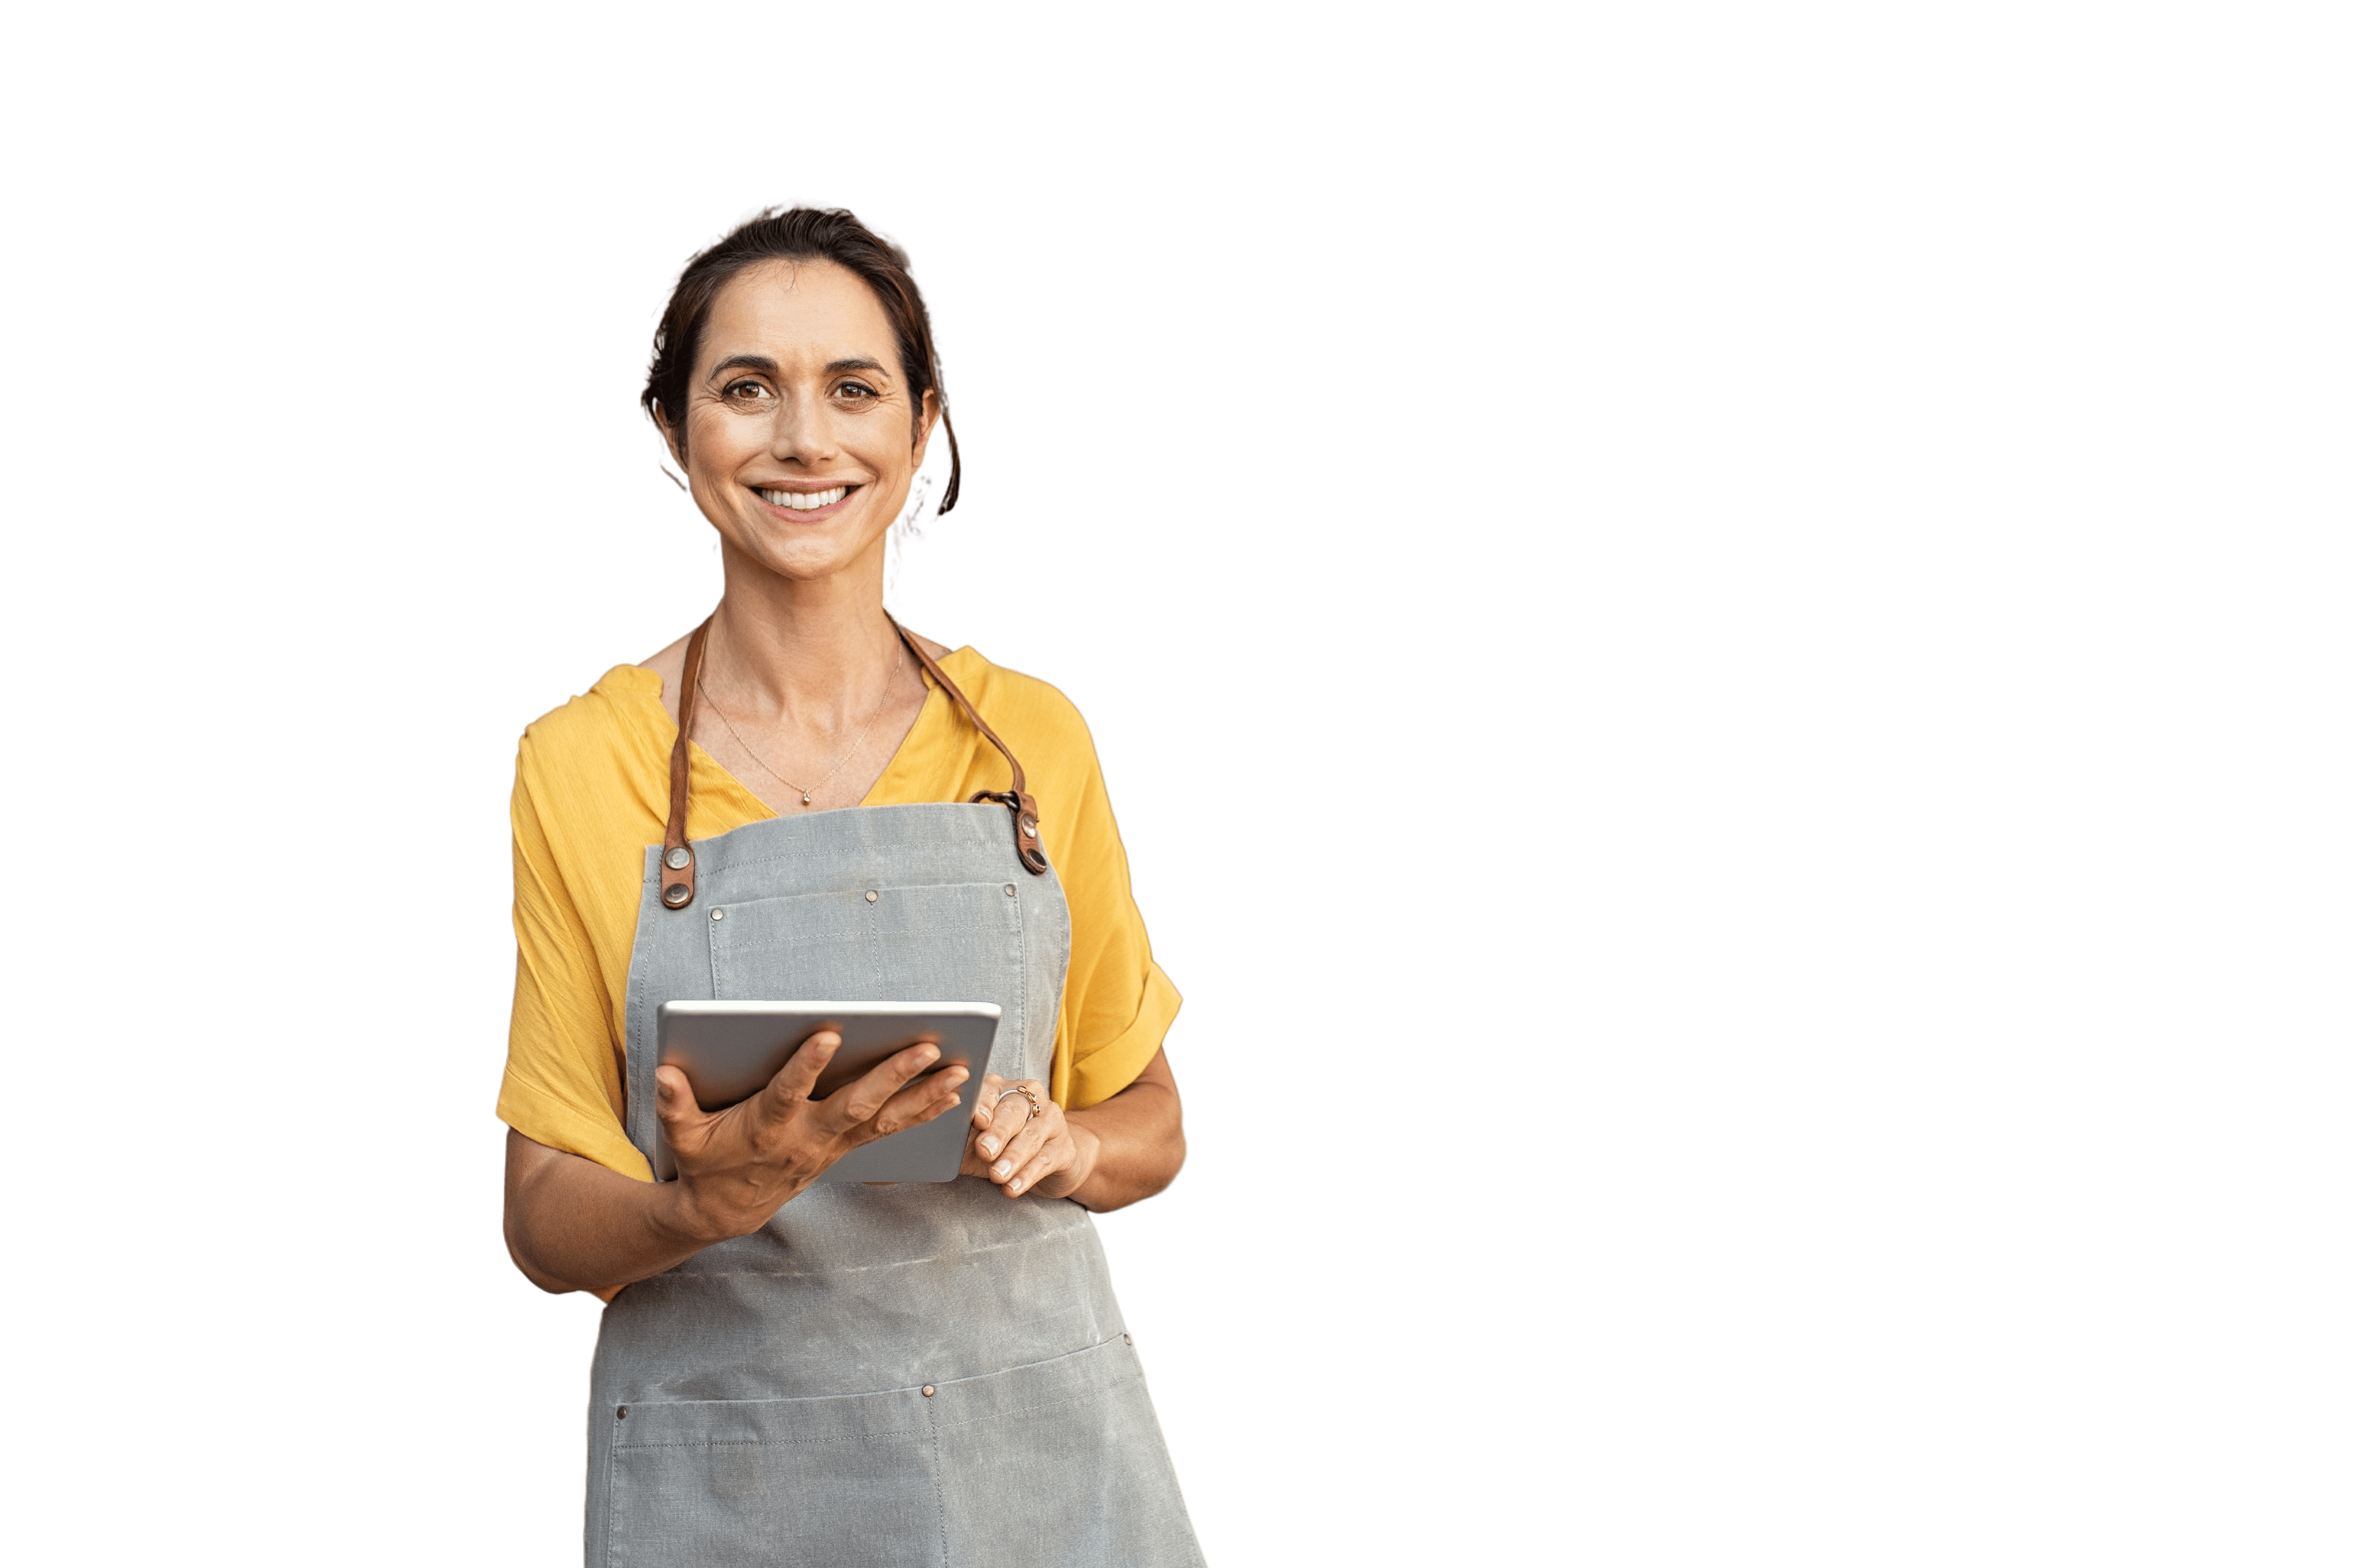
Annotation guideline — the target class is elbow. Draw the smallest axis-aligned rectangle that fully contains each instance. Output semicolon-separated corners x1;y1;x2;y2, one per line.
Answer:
503;1210;581;1296
1153;1131;1187;1201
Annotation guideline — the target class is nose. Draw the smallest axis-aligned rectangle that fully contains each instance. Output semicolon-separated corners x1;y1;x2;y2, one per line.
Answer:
766;385;841;467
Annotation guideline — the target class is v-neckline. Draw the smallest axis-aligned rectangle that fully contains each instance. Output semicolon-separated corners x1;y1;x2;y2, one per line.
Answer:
643;654;956;821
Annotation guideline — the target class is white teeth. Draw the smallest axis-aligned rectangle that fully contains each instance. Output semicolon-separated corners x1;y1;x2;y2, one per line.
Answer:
761;486;848;511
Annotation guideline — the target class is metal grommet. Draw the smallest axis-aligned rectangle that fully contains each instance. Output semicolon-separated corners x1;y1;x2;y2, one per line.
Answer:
663;846;690;871
710;908;724;921
865;889;879;903
921;1385;936;1398
616;1405;628;1419
1021;816;1039;838
1004;883;1016;897
1123;1333;1132;1346
662;884;691;907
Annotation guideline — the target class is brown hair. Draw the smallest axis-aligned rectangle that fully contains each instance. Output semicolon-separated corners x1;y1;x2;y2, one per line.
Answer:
641;207;961;512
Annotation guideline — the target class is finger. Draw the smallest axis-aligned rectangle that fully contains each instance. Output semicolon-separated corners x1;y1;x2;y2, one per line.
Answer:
763;1030;842;1104
826;1041;945;1128
861;1066;970;1138
969;1073;1008;1130
974;1088;1036;1161
985;1107;1055;1185
998;1137;1069;1199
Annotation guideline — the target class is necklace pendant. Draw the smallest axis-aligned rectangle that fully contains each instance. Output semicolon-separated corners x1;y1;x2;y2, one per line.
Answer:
801;792;813;806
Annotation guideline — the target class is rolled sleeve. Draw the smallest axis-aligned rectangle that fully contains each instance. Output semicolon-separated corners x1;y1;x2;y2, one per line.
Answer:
1056;959;1182;1111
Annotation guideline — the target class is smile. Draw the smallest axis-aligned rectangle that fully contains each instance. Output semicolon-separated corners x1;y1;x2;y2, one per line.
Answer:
758;486;852;511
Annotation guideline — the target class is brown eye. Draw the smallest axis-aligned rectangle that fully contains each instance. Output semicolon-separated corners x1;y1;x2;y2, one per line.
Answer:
836;381;877;400
725;379;772;401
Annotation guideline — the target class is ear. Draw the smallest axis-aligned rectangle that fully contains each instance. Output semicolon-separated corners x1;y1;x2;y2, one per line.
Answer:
654;402;696;494
654;406;688;467
909;388;939;468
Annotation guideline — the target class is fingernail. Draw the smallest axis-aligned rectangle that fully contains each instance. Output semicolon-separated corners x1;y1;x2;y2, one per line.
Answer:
979;1138;998;1157
993;1160;1012;1177
1008;1179;1024;1194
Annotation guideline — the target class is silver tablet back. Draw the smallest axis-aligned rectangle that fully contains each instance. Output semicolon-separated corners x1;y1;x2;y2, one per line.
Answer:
652;1000;1002;1183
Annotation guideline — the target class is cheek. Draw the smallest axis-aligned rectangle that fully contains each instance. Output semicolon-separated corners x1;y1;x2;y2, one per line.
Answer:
686;408;762;476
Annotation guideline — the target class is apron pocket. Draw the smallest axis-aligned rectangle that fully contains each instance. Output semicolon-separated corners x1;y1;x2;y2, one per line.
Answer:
707;881;1023;1012
929;1337;1202;1568
606;1386;944;1568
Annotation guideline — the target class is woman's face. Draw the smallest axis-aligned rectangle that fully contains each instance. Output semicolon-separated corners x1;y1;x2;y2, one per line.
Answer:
672;259;934;586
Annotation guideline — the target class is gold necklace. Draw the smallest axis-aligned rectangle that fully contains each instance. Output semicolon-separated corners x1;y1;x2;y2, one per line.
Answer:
696;655;908;807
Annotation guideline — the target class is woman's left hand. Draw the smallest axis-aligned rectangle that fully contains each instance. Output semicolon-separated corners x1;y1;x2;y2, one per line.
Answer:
964;1075;1098;1199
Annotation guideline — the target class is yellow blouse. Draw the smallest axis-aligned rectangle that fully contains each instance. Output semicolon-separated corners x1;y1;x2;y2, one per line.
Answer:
497;646;1180;1182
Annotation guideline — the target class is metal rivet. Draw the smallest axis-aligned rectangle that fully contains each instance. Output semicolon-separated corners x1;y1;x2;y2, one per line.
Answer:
710;908;724;921
1004;884;1016;897
865;889;879;903
1123;1333;1133;1346
921;1385;936;1397
662;885;690;906
616;1405;628;1419
663;846;690;871
1021;817;1038;838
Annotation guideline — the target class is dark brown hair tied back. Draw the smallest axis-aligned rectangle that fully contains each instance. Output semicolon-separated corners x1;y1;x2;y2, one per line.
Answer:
641;207;961;513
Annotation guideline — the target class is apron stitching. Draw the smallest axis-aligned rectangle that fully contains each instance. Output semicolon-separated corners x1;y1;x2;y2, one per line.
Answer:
615;1431;927;1450
705;897;722;997
601;1415;618;1568
928;1399;950;1568
1012;882;1030;1083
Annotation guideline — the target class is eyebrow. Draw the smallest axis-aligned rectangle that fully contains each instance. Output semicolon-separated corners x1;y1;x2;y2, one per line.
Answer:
706;354;891;379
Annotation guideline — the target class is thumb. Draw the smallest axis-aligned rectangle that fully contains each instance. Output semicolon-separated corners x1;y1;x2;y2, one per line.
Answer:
654;1065;707;1142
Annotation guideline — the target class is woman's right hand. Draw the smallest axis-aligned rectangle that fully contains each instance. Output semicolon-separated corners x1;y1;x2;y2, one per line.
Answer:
654;1032;969;1243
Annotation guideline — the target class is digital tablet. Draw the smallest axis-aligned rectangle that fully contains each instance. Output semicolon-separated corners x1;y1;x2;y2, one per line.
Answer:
652;1000;1001;1183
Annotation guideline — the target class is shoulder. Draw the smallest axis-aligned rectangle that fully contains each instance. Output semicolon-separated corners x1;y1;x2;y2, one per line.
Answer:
940;648;1097;762
516;665;670;788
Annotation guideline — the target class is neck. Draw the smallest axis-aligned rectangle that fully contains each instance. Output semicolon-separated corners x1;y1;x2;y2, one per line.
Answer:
704;539;906;724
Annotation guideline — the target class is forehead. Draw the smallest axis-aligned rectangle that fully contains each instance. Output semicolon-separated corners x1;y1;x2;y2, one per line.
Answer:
698;259;900;375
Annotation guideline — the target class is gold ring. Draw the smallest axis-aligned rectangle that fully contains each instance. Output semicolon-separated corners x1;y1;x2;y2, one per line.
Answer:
993;1084;1044;1122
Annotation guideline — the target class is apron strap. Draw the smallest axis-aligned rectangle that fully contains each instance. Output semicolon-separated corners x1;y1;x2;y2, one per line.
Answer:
659;614;1049;915
888;616;1051;877
658;617;714;909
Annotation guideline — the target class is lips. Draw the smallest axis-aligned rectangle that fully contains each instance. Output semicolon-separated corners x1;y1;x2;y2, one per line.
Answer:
748;480;861;522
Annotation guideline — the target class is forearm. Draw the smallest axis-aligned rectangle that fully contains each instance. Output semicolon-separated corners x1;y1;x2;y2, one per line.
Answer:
1064;1056;1186;1213
503;1129;728;1293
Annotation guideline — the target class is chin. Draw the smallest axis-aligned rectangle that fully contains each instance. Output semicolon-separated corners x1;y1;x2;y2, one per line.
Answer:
736;532;874;583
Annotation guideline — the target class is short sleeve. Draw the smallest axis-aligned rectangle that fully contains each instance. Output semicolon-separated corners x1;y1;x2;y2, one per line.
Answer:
1042;714;1183;1111
497;755;655;1182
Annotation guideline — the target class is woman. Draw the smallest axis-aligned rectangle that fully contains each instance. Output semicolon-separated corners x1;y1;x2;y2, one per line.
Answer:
498;207;1203;1566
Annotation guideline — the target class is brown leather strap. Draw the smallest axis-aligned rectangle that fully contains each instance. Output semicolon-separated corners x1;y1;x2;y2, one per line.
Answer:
889;617;1050;876
659;618;713;910
657;614;1046;911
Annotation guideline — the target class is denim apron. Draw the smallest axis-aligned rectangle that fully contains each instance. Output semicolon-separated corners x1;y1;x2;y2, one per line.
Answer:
580;621;1202;1567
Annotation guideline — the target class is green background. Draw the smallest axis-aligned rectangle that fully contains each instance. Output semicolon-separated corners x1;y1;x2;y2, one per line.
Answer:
9;0;2343;1553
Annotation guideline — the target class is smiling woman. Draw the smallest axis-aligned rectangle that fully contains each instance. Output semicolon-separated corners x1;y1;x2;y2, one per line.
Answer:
496;209;1202;1566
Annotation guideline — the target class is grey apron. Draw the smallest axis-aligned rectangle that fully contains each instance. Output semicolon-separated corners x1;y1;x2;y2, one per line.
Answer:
581;621;1203;1567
